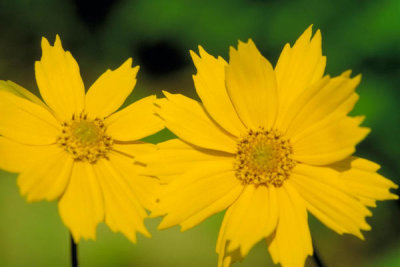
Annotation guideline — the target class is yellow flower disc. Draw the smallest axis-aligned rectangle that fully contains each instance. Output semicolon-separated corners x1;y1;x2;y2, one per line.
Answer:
57;113;113;163
234;128;295;187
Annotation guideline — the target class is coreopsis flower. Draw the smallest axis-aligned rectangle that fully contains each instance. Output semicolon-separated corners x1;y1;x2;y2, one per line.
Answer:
148;26;398;267
0;36;164;243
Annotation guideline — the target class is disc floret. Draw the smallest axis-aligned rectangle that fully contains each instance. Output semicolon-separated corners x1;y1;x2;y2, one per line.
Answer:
57;113;113;163
234;128;295;187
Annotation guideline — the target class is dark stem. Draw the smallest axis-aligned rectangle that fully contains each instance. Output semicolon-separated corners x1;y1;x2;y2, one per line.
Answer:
312;243;324;267
70;233;78;267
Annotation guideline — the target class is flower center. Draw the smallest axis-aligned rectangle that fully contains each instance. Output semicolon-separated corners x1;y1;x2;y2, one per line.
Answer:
234;128;295;187
57;114;113;163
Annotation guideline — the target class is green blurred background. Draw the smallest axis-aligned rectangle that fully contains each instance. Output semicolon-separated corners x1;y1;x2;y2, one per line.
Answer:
0;0;399;266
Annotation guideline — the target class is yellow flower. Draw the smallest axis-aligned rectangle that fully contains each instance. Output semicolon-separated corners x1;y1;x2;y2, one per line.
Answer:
0;36;164;243
148;26;398;267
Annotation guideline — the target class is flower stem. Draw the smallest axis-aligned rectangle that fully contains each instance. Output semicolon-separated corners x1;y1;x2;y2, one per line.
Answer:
70;233;78;267
312;244;324;267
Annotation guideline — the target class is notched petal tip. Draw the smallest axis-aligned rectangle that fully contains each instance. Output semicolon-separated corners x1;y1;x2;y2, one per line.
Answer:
228;45;238;57
340;71;361;84
352;74;362;85
311;28;321;41
246;38;255;45
122;57;133;67
392;182;399;189
157;219;172;230
237;38;257;51
198;45;208;57
116;58;139;75
189;49;199;61
354;115;366;124
139;226;152;238
41;34;64;53
190;45;207;60
190;49;203;70
54;34;63;48
147;94;158;101
296;25;313;43
341;70;353;77
122;58;140;74
161;90;175;99
154;97;167;108
69;228;97;244
356;231;365;240
40;37;51;55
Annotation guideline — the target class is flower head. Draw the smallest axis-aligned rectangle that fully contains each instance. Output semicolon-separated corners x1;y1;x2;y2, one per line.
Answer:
0;35;164;243
148;26;398;267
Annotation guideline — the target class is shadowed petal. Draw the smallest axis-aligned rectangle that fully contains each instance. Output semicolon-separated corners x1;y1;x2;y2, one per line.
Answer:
0;90;59;145
157;92;237;153
142;139;233;184
191;47;246;136
225;39;278;129
153;160;242;230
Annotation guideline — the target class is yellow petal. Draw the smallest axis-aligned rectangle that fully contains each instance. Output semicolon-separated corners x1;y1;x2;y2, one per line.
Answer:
290;163;372;239
0;137;59;173
281;74;360;136
94;156;150;243
153;160;242;230
216;185;278;266
157;92;237;153
292;113;370;165
331;157;398;207
190;47;246;136
108;151;161;212
112;141;157;159
0;80;48;110
274;26;326;127
17;146;73;202
180;182;243;232
59;162;104;242
106;95;163;141
218;248;242;267
268;182;313;267
35;35;85;120
142;139;233;184
0;90;60;145
85;58;139;118
112;141;159;181
225;39;278;129
216;207;242;267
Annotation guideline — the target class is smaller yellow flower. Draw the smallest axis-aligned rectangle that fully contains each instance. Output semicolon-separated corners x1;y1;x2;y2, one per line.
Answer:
0;35;164;243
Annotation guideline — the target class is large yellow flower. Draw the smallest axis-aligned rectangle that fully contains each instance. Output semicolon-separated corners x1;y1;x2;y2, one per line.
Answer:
149;26;398;267
0;36;164;243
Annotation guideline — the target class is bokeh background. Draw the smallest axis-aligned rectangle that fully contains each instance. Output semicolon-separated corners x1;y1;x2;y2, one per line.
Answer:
0;0;399;266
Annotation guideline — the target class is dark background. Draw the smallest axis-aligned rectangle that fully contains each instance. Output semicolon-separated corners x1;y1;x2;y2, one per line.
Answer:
0;0;399;266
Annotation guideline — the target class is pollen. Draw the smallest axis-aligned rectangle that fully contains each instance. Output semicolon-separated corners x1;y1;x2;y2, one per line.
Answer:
234;128;295;187
57;113;113;163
